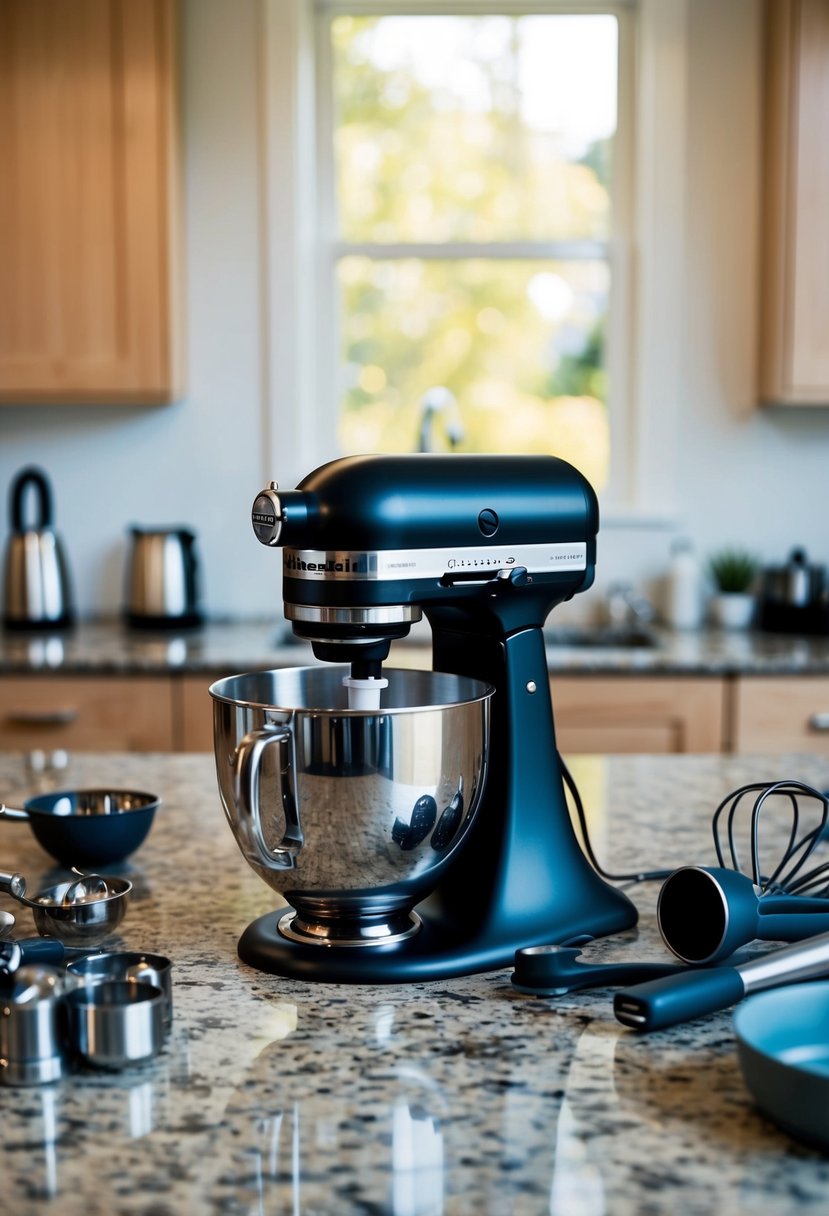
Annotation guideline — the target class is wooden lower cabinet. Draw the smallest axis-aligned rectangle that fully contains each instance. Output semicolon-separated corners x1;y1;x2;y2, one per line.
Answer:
732;676;829;755
550;676;727;754
0;673;221;753
186;671;730;756
0;676;176;752
5;671;826;757
175;675;216;752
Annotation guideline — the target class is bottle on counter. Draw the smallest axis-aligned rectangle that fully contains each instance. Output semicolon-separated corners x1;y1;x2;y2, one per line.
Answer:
666;538;703;630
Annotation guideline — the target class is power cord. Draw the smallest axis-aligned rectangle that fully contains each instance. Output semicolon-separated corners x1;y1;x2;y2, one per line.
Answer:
559;752;673;886
558;754;829;892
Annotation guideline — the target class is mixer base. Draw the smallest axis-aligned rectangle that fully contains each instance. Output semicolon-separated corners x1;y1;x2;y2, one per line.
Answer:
238;892;636;984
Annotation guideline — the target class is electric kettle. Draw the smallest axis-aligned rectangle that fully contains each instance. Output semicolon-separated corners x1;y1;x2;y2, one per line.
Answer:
758;548;829;635
2;467;75;630
124;526;202;629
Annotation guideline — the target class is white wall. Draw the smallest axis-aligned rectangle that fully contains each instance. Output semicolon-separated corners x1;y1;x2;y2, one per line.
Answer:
0;0;827;624
0;0;273;621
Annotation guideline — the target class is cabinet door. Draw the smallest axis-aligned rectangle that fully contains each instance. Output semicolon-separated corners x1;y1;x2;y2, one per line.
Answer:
733;676;829;754
176;676;215;752
0;0;183;403
759;0;829;404
0;676;175;751
550;676;726;754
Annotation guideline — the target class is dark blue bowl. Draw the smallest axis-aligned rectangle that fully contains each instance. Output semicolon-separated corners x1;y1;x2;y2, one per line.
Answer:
11;789;160;866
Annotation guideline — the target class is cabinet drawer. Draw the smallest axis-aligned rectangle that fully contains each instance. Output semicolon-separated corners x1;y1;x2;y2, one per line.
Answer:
550;676;726;754
733;676;829;754
0;676;175;751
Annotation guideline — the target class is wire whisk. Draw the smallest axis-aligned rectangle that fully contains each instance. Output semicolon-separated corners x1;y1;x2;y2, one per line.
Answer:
712;780;829;897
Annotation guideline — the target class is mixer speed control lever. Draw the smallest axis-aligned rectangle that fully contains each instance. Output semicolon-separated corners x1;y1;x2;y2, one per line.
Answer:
497;566;531;587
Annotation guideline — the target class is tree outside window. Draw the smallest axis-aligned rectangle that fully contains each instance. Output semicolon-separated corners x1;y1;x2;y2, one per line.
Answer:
326;12;621;491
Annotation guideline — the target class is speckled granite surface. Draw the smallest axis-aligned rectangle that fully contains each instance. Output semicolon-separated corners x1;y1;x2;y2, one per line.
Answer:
4;617;829;676
2;749;829;1214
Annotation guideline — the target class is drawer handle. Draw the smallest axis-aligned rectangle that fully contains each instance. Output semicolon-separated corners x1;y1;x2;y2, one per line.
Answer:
5;707;79;728
808;713;829;733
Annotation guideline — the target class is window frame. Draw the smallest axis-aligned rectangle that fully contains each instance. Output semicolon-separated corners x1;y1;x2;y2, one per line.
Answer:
261;0;688;520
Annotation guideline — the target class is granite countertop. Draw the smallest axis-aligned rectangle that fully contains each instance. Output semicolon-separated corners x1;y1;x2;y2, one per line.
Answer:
4;617;829;677
2;749;829;1214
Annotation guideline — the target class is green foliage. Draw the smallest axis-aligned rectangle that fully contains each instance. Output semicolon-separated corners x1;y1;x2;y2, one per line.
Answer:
330;14;616;488
708;549;760;594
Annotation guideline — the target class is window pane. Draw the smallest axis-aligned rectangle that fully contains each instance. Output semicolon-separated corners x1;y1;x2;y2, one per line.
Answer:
337;257;610;490
331;14;618;244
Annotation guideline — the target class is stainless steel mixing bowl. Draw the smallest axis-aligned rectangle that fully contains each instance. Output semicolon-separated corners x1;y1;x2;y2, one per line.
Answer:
210;666;492;945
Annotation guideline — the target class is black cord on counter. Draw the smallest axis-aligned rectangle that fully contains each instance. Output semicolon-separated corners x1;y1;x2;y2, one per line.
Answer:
560;754;829;894
559;752;673;886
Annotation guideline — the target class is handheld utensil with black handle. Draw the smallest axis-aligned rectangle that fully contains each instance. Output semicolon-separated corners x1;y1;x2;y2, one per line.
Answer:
614;929;829;1032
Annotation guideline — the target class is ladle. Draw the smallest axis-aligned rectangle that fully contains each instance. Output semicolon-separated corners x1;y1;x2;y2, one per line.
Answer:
0;870;132;946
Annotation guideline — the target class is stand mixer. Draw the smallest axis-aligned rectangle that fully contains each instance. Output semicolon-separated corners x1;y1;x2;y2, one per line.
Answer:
211;453;636;982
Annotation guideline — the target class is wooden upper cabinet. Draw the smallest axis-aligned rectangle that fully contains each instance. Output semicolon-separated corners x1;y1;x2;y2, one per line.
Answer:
759;0;829;405
0;0;183;404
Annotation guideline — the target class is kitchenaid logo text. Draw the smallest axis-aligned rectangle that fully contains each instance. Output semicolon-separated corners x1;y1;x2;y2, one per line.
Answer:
283;543;587;581
285;553;378;575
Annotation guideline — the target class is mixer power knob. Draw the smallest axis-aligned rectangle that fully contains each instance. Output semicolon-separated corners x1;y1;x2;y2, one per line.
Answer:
251;485;282;546
251;485;310;547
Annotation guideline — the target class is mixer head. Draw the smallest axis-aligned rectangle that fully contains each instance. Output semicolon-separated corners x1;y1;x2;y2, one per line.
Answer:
251;453;599;664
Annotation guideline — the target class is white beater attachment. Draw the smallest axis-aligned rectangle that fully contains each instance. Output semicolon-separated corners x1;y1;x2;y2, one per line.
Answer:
342;675;388;711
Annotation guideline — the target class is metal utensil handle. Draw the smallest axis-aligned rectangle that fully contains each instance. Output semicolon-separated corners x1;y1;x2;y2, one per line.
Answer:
235;727;303;869
738;928;829;992
0;804;29;822
0;870;29;902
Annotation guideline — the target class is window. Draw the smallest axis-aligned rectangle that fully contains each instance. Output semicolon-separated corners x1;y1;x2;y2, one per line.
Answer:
315;5;633;493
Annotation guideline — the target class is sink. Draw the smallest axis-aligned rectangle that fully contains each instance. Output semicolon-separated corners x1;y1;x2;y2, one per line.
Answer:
544;625;659;649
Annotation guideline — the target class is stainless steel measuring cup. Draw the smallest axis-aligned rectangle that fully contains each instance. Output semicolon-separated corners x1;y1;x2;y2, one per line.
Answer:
0;965;66;1086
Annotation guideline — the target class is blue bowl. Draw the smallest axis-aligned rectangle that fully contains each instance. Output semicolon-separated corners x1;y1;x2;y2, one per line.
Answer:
734;981;829;1151
9;788;160;867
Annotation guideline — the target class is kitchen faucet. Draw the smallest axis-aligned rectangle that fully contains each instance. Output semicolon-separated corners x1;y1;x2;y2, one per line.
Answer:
417;387;464;452
607;581;655;628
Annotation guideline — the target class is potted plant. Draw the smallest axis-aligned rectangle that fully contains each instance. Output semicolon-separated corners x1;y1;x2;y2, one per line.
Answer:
708;548;760;629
